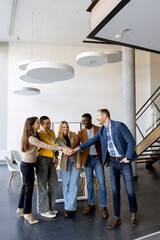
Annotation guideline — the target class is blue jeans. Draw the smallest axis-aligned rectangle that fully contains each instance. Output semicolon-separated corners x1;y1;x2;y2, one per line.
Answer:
85;156;106;206
61;157;80;211
109;158;137;218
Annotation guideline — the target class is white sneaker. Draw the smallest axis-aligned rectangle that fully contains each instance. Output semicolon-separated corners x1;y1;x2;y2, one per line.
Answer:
41;211;56;218
50;209;58;214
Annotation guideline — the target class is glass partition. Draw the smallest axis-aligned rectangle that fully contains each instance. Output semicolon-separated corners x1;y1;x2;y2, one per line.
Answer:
136;87;160;144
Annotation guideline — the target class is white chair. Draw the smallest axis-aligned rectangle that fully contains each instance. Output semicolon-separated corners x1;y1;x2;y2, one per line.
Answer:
11;150;37;193
4;156;21;189
11;150;22;166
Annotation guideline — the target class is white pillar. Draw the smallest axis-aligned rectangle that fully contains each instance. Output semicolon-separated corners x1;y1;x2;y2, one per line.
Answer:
122;46;137;177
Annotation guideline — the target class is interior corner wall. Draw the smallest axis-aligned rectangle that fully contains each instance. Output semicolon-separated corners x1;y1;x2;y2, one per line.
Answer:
0;43;8;150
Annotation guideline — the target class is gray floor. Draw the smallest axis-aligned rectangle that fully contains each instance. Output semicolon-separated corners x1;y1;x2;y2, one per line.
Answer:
0;161;160;240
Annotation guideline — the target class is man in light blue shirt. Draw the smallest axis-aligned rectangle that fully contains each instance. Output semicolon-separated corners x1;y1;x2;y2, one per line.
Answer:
74;109;138;229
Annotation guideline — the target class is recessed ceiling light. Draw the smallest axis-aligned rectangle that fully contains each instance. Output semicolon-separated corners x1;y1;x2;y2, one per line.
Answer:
121;28;132;34
115;34;122;39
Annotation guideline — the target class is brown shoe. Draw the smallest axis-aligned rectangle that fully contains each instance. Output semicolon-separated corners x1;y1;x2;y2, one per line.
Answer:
102;207;109;219
64;210;69;218
131;213;138;226
64;210;75;218
83;204;95;215
108;218;121;229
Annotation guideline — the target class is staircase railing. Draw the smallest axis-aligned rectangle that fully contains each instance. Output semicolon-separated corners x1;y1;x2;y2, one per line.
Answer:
136;86;160;144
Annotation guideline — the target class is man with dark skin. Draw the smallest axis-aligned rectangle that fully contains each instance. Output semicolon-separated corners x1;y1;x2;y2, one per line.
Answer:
72;113;108;218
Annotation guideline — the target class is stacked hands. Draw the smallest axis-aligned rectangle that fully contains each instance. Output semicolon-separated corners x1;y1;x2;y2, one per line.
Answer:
60;147;81;169
61;147;77;156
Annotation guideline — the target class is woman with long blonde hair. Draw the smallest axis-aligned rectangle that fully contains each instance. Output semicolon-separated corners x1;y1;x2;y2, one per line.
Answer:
57;121;81;217
17;117;72;224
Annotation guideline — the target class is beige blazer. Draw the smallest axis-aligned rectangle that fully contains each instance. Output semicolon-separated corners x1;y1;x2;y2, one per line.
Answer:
57;132;81;171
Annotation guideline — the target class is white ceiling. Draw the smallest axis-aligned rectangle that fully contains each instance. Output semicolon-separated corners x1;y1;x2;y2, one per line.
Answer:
0;0;91;45
88;0;160;53
1;0;159;53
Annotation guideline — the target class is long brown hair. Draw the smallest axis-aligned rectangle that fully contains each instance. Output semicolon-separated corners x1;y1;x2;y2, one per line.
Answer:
21;117;38;152
58;121;72;139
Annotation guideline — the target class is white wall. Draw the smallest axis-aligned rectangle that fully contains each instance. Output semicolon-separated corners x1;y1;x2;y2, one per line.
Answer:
0;43;8;149
5;42;158;151
7;43;123;151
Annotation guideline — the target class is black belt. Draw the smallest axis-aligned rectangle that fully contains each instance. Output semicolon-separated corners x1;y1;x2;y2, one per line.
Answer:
89;155;97;157
110;156;123;160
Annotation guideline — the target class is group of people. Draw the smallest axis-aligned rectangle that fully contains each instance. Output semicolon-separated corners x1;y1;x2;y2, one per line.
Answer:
17;108;138;229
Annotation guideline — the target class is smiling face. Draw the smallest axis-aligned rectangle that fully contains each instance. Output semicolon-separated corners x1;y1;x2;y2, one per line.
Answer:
96;111;106;125
81;116;92;129
62;123;69;135
41;118;51;132
32;119;40;131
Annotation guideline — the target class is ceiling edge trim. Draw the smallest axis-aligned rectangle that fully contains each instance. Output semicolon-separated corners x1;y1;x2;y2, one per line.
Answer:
87;0;130;39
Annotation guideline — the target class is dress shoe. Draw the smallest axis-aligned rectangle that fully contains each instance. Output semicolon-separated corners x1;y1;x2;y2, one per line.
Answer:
108;217;121;229
131;213;138;226
24;214;39;225
16;208;24;217
102;207;109;219
64;210;75;218
83;204;95;215
41;211;57;218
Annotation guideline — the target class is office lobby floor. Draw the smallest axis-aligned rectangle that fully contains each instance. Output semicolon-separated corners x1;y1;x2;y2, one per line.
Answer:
0;161;160;240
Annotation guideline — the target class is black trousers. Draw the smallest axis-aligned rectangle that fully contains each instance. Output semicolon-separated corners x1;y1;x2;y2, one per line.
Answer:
18;161;35;214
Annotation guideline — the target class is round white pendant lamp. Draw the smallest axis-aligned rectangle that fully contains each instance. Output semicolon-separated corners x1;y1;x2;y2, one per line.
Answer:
13;87;40;96
76;51;108;67
26;61;74;83
20;72;54;84
18;60;35;71
106;50;122;63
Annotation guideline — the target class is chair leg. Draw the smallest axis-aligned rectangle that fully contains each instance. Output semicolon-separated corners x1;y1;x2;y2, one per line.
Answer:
81;178;85;191
34;178;37;186
18;182;23;195
7;172;14;188
82;178;85;195
83;187;85;196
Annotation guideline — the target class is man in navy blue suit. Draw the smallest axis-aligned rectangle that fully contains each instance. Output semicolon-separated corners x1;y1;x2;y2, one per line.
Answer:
73;109;138;229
